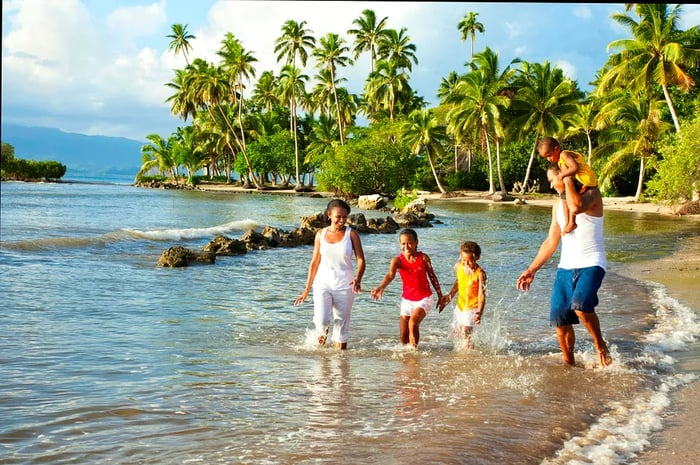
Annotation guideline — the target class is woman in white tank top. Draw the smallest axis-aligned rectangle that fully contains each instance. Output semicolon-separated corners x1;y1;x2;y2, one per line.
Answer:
294;199;366;350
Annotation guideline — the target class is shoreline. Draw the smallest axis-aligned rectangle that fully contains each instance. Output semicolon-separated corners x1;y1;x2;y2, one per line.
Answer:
193;184;687;216
195;184;699;464
616;235;700;465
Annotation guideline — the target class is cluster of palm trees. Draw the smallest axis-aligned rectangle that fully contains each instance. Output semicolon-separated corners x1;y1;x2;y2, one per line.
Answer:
138;4;698;203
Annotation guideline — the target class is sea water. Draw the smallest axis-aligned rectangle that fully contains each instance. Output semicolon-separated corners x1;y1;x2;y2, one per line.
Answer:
1;180;698;465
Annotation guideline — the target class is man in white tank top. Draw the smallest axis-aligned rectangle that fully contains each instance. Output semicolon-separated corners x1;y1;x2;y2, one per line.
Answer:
517;165;612;368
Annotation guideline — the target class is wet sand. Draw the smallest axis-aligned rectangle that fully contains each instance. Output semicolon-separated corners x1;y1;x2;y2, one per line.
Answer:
195;185;699;463
618;234;700;465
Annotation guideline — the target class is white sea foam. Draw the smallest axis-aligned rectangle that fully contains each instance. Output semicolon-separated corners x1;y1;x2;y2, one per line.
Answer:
542;284;699;465
125;219;259;241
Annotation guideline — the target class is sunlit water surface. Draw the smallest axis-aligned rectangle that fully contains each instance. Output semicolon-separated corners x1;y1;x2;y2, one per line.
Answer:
1;180;698;465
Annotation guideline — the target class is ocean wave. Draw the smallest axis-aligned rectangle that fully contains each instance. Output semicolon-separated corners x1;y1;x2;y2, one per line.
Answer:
542;284;699;465
0;219;260;251
125;218;259;241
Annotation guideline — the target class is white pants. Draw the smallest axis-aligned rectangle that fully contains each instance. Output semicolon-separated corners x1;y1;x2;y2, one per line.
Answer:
313;285;355;344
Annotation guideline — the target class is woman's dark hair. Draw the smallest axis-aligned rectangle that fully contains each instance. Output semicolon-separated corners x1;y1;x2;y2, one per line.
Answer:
326;199;351;215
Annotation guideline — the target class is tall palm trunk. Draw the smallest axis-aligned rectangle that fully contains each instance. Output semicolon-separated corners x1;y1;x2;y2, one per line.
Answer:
426;147;447;194
520;136;539;193
485;134;495;194
634;157;645;202
495;139;506;194
661;83;681;133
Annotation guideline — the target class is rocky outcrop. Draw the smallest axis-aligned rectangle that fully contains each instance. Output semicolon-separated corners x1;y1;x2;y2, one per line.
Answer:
157;246;216;267
677;200;700;216
157;206;437;267
357;194;388;210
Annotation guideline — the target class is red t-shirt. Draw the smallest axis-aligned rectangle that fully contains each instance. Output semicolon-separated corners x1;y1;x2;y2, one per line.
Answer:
397;252;432;301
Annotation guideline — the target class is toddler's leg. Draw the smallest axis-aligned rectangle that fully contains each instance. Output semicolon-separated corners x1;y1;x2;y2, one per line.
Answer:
562;177;578;234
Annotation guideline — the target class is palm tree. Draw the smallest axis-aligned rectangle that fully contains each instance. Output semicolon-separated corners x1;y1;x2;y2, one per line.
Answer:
401;109;448;194
182;59;257;186
274;19;316;68
251;71;281;112
167;23;195;66
600;4;700;133
437;71;466;171
447;72;497;194
217;33;258;184
310;68;338;116
165;68;197;121
348;9;389;74
334;88;359;136
447;48;515;194
278;64;309;190
457;12;485;59
275;20;315;190
365;59;410;122
377;27;418;72
138;133;175;181
172;125;205;183
565;98;602;165
595;91;670;202
248;110;284;140
313;33;352;144
305;113;338;169
509;61;582;192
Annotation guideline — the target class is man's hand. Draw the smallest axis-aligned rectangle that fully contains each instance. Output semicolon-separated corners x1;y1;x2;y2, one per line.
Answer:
517;269;535;291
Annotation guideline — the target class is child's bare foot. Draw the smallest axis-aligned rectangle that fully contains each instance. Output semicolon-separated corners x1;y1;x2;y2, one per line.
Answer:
562;222;578;235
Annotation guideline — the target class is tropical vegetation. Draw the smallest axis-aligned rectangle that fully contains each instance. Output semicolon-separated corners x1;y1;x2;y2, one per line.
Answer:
137;5;700;209
1;142;67;181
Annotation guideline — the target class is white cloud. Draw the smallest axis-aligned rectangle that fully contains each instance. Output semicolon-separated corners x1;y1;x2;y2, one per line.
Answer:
106;0;167;39
679;4;700;30
573;5;592;20
3;0;100;90
554;60;578;81
3;1;696;140
504;21;522;40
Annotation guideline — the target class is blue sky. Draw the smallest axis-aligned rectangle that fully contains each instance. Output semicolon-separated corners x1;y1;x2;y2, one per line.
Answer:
2;1;699;142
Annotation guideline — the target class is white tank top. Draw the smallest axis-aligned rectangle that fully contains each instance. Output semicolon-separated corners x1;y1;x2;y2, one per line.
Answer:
314;227;354;290
557;202;607;271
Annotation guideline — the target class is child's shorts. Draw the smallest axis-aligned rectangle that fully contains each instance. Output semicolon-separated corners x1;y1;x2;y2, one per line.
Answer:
399;295;434;317
453;306;479;328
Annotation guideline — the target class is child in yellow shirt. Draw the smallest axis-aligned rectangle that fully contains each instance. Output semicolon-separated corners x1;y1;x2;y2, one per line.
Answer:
439;241;487;348
538;137;598;235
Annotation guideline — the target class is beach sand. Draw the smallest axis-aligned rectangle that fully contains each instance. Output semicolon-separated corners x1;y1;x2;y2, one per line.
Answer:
196;185;699;463
619;234;700;465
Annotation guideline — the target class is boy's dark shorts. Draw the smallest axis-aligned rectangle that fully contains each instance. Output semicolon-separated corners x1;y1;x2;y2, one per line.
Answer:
550;266;606;327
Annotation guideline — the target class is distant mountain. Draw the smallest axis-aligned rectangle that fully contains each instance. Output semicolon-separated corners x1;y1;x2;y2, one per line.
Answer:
1;124;144;177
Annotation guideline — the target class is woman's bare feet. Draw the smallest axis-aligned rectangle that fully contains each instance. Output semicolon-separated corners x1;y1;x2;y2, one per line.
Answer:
318;328;328;346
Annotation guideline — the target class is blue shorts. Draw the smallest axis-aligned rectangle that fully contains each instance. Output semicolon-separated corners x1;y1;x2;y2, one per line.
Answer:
550;266;605;327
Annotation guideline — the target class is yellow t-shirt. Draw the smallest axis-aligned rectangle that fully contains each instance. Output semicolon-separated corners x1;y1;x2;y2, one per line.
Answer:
558;151;597;188
456;264;485;311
